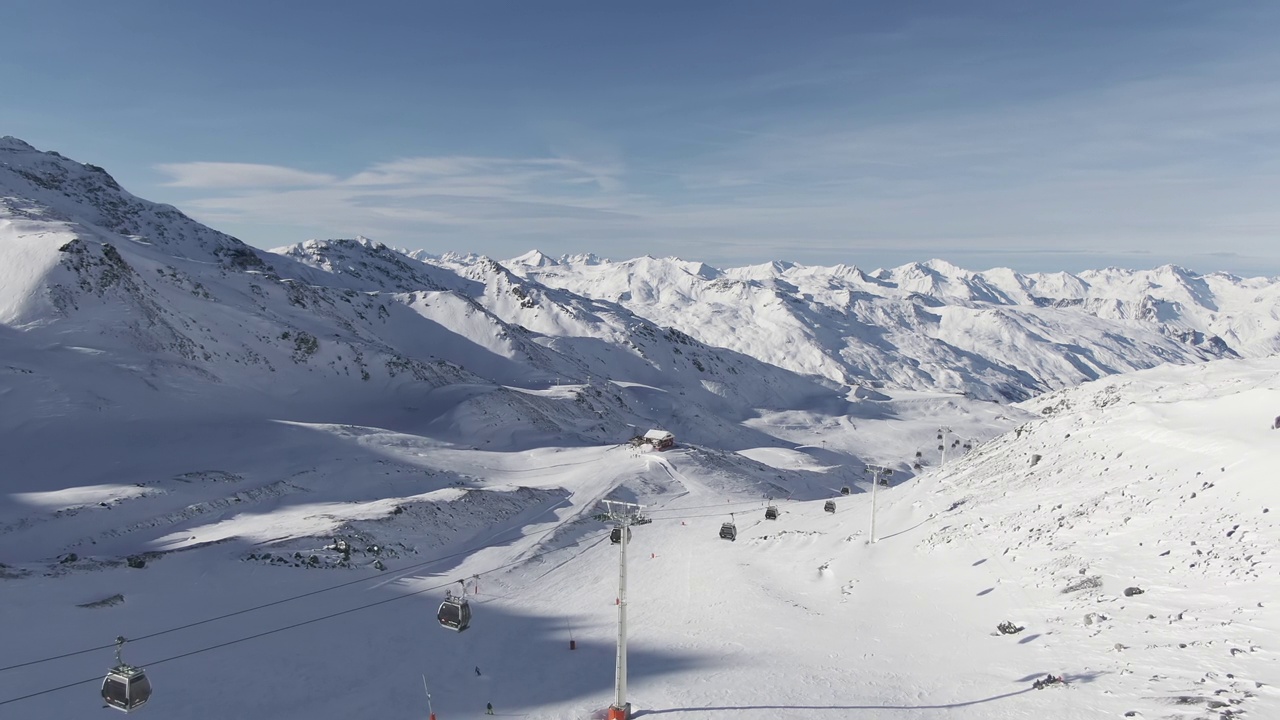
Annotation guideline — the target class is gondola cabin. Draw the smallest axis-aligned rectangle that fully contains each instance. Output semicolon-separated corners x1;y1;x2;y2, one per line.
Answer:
102;637;150;713
438;596;472;632
610;526;632;544
824;500;836;513
764;505;779;520
102;665;151;713
839;486;851;496
719;522;737;541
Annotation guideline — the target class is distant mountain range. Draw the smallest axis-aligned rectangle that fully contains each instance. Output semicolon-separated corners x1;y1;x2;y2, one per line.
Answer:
4;134;1277;430
495;251;1279;401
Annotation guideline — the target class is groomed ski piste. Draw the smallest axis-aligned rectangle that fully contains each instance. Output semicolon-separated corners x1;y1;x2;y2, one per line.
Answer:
2;358;1277;720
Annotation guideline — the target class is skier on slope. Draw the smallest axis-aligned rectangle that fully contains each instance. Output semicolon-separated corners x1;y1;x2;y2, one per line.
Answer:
487;701;495;714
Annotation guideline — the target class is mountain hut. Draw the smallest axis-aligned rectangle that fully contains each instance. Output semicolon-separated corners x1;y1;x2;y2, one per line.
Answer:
642;429;675;450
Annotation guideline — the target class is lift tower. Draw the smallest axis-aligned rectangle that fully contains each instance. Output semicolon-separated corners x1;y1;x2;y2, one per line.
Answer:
600;500;646;720
866;464;894;544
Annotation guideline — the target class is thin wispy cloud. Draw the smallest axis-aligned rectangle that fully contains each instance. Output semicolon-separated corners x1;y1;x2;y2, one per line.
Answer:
345;156;621;190
170;153;640;245
155;162;336;188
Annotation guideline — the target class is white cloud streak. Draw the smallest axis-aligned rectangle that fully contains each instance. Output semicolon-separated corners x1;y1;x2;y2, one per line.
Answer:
170;152;640;248
155;162;337;188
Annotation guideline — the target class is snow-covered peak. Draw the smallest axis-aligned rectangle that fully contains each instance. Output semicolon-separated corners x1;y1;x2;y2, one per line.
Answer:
559;251;605;266
722;259;797;281
270;237;469;293
0;135;39;152
0;136;265;270
508;249;560;267
920;257;967;276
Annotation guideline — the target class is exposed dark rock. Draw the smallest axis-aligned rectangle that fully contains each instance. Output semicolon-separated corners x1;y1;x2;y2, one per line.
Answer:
78;593;125;608
996;620;1024;635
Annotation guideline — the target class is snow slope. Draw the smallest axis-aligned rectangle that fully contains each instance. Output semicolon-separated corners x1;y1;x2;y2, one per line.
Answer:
2;357;1275;719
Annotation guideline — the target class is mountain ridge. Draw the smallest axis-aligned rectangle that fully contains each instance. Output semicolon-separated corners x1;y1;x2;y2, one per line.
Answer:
5;135;1279;410
2;138;847;454
505;251;1280;400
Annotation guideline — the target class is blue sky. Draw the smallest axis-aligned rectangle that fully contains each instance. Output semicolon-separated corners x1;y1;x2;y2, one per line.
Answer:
3;1;1280;274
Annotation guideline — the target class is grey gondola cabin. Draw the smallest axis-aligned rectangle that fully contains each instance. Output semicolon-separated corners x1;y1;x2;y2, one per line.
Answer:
102;637;151;712
719;522;737;541
438;595;471;632
610;526;632;544
765;505;779;520
824;500;837;513
102;667;151;712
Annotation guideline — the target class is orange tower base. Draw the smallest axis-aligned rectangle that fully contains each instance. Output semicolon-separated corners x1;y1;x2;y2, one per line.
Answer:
608;703;632;720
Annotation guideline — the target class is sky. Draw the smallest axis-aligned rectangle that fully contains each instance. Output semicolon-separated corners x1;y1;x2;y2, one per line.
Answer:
3;0;1280;275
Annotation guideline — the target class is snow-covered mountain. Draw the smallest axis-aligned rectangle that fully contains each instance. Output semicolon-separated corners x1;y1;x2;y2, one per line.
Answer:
5;137;1280;720
1;137;847;454
504;253;1280;401
9;134;1277;415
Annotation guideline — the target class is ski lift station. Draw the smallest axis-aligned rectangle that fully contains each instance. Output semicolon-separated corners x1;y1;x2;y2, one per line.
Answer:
640;429;675;450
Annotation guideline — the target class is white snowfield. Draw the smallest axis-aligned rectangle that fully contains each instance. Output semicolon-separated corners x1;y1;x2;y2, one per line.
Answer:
1;136;1277;719
2;359;1275;719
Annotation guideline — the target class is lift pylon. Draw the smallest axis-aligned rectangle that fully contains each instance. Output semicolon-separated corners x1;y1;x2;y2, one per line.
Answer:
422;675;435;720
867;464;893;544
600;500;645;720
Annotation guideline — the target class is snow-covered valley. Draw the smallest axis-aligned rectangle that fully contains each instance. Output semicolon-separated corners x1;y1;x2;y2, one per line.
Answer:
2;136;1278;719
